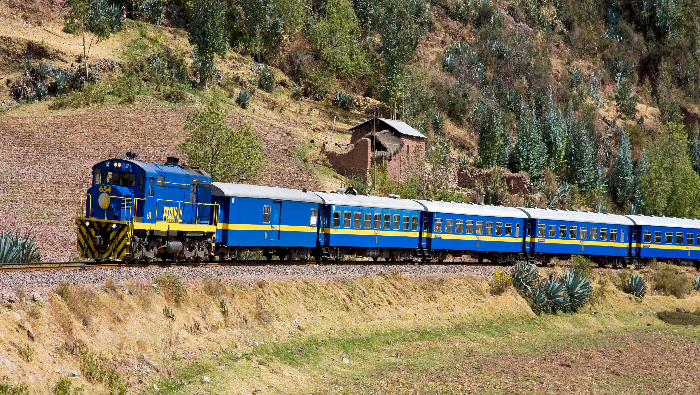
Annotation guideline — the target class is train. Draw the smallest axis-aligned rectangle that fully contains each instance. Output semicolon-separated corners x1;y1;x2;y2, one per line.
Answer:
75;155;700;268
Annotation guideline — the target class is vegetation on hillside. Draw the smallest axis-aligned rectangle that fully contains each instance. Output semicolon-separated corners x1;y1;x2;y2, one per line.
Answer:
6;0;700;217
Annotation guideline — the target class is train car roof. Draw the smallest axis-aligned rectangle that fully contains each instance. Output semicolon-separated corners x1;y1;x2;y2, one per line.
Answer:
625;215;700;229
519;207;634;225
211;182;323;203
314;192;424;211
94;159;212;181
415;200;528;218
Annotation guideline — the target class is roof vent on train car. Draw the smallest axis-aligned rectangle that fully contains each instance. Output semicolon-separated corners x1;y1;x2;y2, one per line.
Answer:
336;188;346;194
166;157;180;166
302;188;307;192
345;186;358;195
388;194;400;199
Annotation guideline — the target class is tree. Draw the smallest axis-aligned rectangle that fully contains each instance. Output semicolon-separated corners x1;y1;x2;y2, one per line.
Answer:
189;0;228;87
64;0;122;84
564;120;599;192
309;0;368;79
475;99;510;168
178;98;266;182
228;0;283;61
614;75;638;119
541;93;568;175
512;107;547;179
637;122;700;218
610;128;635;207
690;130;700;176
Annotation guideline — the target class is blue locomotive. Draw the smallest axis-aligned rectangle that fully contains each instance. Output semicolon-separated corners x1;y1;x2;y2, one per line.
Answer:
75;156;700;268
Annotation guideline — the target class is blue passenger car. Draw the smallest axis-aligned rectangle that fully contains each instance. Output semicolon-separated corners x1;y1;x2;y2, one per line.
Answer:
415;201;528;262
314;192;424;261
520;208;633;266
626;215;700;266
210;183;322;262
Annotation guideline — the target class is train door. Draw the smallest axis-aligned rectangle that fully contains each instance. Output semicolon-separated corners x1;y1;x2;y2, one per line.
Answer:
270;200;281;241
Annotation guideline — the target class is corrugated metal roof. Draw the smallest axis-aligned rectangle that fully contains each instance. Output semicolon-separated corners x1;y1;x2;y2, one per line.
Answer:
626;215;700;229
415;200;529;218
314;192;425;210
519;207;634;225
210;182;323;203
349;118;426;139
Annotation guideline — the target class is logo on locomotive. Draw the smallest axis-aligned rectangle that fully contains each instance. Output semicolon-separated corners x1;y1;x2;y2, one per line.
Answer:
163;206;182;223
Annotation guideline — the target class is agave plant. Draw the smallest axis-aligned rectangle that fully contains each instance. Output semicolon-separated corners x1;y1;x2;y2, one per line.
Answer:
0;231;42;264
627;274;647;298
544;276;571;313
562;269;592;312
694;276;700;291
510;261;540;292
530;283;549;314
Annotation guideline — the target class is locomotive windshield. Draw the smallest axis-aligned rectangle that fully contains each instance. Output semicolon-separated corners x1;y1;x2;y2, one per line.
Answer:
102;171;136;187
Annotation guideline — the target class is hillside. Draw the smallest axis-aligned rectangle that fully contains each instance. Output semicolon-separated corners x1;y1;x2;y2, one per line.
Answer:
2;0;700;260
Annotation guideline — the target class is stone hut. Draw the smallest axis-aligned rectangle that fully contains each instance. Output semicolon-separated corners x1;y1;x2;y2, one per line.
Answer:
325;118;426;181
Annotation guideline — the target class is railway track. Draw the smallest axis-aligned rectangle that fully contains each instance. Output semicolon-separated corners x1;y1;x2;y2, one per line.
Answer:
0;259;514;272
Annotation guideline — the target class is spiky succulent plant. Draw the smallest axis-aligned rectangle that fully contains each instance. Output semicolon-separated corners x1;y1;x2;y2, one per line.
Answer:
562;269;592;312
510;261;540;292
0;231;42;264
627;274;647;298
544;276;571;313
529;284;549;314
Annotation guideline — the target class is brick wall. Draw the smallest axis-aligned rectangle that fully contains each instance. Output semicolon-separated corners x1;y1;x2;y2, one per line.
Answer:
325;138;372;180
386;136;426;181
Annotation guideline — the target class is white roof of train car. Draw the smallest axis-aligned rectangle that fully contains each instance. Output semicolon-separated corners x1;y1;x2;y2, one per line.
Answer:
519;207;634;225
211;182;323;203
415;200;528;218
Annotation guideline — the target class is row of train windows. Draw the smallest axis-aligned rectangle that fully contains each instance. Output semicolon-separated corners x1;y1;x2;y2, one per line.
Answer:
434;219;520;237
536;224;623;242
262;207;319;226
332;212;420;231
640;231;700;245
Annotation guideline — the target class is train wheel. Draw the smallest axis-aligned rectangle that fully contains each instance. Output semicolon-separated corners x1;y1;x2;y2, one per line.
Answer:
372;256;378;262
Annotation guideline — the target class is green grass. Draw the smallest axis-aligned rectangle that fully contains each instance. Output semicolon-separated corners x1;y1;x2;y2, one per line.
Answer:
142;310;700;394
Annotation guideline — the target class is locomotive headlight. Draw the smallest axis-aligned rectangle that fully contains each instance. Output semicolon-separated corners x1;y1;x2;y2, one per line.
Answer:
112;223;118;230
85;221;90;227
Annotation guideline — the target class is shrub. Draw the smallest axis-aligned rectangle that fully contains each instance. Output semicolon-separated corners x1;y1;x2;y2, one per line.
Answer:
571;255;593;279
163;305;176;321
219;299;230;317
258;65;275;92
509;261;539;292
55;282;71;300
0;230;42;264
236;90;250;109
652;264;693;298
489;270;511;295
52;377;73;395
111;72;144;104
49;84;107;110
154;272;187;305
626;274;647;298
0;376;29;395
561;269;592;311
20;344;33;362
332;91;355;111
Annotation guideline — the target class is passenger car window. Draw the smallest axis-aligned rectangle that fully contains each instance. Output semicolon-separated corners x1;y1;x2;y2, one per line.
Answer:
384;214;391;230
364;213;371;229
643;231;651;243
374;213;381;229
476;221;483;235
591;228;598;240
580;227;588;240
620;229;624;241
403;216;410;231
310;209;317;226
466;220;474;234
485;221;493;235
343;212;351;228
610;229;617;242
570;226;577;239
445;219;453;233
332;211;340;228
665;232;672;244
456;219;463;234
654;231;662;243
263;205;271;224
600;228;608;241
676;232;684;244
538;224;546;237
559;225;567;238
505;223;512;236
515;223;520;237
393;214;400;230
435;218;443;233
548;225;556;238
495;222;503;236
412;216;419;231
354;212;361;229
688;233;694;245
